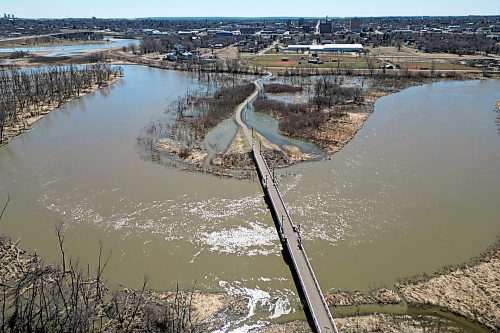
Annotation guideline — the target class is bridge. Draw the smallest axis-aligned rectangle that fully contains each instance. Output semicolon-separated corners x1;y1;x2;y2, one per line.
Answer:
234;78;339;333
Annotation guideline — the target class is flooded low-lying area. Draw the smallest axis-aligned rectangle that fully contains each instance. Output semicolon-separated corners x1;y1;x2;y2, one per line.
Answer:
243;102;323;155
0;64;499;330
0;38;140;57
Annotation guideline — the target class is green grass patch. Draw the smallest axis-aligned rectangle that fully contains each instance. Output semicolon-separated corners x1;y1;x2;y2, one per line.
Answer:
249;54;374;69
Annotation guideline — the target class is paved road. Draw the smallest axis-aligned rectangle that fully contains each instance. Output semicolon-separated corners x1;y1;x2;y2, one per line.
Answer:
234;77;339;333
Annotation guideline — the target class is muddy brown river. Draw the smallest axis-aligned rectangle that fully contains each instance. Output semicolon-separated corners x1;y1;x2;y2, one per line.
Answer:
0;66;499;331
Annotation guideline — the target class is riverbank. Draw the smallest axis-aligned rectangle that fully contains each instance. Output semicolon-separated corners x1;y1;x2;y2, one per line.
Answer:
323;238;500;332
0;38;108;48
255;314;473;333
0;73;121;147
143;69;486;178
397;239;500;331
2;233;497;332
0;234;250;331
252;75;433;161
2;60;497;330
18;50;490;177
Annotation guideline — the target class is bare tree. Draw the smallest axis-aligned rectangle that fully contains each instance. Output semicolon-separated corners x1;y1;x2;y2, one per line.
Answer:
0;65;123;145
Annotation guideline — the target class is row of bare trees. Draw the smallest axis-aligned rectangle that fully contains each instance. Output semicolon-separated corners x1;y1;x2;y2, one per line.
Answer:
254;77;364;136
0;230;199;333
254;97;320;135
190;82;255;133
0;64;123;144
311;76;364;111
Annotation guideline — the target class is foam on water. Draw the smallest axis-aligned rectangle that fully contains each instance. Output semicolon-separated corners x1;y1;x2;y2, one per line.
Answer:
39;184;278;256
213;280;295;332
198;222;277;256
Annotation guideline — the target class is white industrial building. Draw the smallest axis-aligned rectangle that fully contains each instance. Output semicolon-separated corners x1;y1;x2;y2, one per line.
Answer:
281;43;364;53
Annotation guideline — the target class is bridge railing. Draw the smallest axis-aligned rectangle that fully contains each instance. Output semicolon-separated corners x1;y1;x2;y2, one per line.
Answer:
283;239;323;333
248;79;338;332
298;242;339;332
255;149;338;333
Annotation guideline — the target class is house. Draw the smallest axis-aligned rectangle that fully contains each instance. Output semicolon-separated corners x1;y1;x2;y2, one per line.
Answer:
164;53;177;61
199;56;215;64
178;52;195;61
173;44;184;52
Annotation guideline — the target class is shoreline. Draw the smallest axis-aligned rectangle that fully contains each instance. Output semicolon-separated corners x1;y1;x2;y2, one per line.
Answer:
245;76;434;167
0;235;250;332
0;73;122;147
322;239;500;332
1;234;497;332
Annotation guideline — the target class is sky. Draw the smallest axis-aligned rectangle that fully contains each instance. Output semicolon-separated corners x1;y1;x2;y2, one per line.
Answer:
2;0;500;19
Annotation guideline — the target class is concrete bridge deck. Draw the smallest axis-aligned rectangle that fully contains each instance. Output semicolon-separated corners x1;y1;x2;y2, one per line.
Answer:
234;77;339;333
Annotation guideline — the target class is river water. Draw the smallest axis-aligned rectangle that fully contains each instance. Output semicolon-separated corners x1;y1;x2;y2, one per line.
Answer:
279;79;500;291
0;38;140;57
0;66;499;330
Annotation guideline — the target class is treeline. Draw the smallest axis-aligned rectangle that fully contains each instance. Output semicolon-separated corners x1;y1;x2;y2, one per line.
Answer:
254;98;320;136
311;77;364;111
109;50;266;76
0;64;123;144
263;83;302;94
191;82;255;132
413;33;498;55
254;76;364;136
138;35;239;54
0;233;199;332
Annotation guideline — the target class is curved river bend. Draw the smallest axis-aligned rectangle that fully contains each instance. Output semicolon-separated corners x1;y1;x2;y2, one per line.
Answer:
0;66;498;330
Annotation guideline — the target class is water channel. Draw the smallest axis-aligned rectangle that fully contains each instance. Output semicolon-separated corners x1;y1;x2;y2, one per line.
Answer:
0;65;498;331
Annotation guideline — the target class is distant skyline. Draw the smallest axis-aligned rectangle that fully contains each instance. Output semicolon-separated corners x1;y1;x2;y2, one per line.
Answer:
3;0;500;19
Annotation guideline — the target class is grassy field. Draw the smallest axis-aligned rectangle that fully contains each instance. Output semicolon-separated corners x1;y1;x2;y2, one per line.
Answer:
249;53;476;71
249;53;379;69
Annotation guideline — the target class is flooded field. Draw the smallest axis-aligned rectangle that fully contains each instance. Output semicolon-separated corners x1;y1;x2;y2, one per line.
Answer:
0;65;499;330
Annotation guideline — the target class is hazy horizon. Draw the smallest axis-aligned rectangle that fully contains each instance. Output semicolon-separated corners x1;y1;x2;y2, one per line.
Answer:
3;0;499;19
